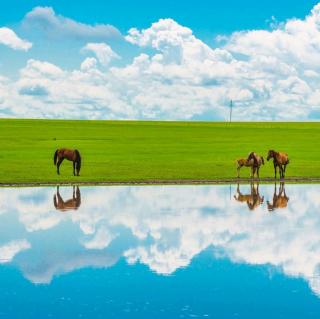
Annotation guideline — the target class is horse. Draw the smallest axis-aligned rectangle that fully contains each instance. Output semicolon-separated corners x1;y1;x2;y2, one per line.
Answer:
236;158;254;178
54;148;81;176
245;152;265;178
267;182;289;212
266;150;289;179
53;186;81;212
234;183;264;210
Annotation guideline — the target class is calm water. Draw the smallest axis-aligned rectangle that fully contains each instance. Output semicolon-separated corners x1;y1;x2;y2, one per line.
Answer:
0;183;320;318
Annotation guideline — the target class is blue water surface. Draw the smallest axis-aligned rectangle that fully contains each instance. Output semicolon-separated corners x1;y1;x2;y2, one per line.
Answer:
0;183;319;318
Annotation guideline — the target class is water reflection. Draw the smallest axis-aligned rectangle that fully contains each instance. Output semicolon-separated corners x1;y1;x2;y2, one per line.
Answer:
234;183;264;210
267;182;289;212
1;183;320;299
53;186;81;212
233;182;290;212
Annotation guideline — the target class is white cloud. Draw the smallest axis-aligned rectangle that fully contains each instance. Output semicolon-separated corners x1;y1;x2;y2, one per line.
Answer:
82;43;119;65
0;240;31;263
0;27;32;51
80;57;98;71
3;184;320;297
3;4;320;119
23;6;121;40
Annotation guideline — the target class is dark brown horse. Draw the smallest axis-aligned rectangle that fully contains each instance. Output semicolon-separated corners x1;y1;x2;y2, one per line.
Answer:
267;150;289;179
234;183;264;210
246;152;265;178
54;148;81;176
267;182;289;212
53;186;81;212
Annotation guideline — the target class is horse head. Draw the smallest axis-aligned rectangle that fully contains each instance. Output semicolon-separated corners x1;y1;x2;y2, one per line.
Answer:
267;150;274;161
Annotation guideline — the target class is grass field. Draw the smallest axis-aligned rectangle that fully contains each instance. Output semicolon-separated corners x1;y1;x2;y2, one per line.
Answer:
0;119;319;184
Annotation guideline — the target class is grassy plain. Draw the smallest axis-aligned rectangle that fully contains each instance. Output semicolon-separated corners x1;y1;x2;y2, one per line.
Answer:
0;119;319;184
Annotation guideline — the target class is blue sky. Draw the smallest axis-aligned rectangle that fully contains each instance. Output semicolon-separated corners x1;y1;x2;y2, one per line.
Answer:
3;0;320;43
2;0;319;34
1;1;320;120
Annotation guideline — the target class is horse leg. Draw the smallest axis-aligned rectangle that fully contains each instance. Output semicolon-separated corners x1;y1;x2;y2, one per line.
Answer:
73;161;76;176
56;186;63;206
257;166;260;179
280;166;284;179
53;194;58;208
76;161;80;176
283;164;287;178
274;163;277;179
57;158;64;175
76;186;80;200
237;166;240;178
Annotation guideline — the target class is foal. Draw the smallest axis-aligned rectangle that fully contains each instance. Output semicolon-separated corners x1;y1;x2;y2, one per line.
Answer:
236;158;255;178
239;152;264;178
234;183;264;210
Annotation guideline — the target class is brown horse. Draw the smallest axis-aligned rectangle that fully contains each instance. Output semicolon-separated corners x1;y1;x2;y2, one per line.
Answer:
54;148;81;176
236;158;254;178
53;186;81;212
267;183;289;212
245;152;265;178
267;150;289;179
234;183;264;210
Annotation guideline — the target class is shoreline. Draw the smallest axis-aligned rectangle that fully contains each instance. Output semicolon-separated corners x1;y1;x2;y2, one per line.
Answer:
1;177;320;187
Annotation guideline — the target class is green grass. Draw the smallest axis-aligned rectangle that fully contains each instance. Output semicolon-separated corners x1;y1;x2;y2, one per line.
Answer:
0;119;319;183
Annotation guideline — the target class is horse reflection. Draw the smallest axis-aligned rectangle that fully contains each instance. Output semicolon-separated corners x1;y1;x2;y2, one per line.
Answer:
267;183;289;212
234;183;264;210
53;186;81;212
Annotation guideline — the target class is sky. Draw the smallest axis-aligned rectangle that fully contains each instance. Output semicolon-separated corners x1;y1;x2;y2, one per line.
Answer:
1;0;320;120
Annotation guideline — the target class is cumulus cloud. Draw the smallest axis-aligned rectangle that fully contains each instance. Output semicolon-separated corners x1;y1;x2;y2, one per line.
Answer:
2;4;320;119
0;27;32;51
3;184;320;298
82;43;120;65
0;240;31;263
23;6;121;40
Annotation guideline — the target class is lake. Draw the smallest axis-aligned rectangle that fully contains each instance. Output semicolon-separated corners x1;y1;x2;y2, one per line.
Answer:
0;183;319;318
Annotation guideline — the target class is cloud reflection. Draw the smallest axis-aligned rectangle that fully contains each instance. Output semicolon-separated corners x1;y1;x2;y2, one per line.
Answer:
0;184;320;298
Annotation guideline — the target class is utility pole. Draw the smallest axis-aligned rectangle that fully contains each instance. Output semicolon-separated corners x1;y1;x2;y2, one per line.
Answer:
229;100;233;123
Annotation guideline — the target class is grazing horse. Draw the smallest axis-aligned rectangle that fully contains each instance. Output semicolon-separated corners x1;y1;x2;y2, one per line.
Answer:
53;186;81;212
54;148;81;176
267;182;289;212
267;150;289;179
245;152;265;178
234;183;264;210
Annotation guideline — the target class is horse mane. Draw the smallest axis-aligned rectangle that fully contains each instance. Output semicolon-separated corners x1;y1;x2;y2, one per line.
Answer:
54;149;58;165
248;152;259;166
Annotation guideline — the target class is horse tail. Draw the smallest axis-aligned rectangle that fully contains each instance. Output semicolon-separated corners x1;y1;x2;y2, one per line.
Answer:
75;149;81;171
261;157;265;165
54;149;58;166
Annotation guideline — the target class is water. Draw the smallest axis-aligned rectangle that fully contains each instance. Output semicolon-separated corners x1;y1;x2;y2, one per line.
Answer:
0;183;319;318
